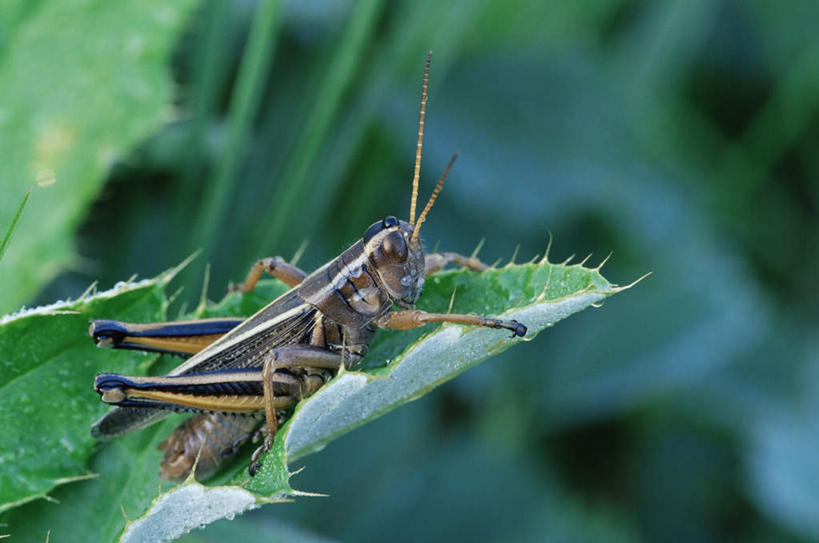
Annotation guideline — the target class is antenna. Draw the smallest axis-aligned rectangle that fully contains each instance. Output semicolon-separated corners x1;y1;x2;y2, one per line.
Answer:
409;51;432;227
412;152;458;241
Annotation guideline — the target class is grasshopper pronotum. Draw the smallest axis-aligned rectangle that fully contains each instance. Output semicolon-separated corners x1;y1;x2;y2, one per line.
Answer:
91;52;527;479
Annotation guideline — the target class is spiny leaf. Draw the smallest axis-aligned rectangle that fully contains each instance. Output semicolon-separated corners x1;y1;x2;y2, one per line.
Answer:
0;255;636;542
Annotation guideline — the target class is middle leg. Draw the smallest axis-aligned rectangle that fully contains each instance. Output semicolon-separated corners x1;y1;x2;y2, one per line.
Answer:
236;256;308;292
250;345;348;475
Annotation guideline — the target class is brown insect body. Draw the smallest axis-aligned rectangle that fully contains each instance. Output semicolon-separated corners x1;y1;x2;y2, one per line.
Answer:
159;413;261;482
153;220;422;481
91;52;527;479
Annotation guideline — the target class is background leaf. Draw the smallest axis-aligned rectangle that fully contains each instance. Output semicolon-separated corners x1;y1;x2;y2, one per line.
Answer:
0;0;198;313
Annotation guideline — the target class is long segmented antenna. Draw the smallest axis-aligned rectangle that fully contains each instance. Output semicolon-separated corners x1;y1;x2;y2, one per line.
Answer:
412;152;458;242
409;51;432;227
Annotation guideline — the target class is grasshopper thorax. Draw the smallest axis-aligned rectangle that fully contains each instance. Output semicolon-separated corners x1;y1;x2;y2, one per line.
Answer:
363;215;424;308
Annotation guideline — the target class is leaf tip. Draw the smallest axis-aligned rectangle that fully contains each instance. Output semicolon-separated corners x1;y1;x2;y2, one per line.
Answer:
0;187;34;263
161;250;201;285
508;243;521;265
539;231;554;264
613;271;652;293
195;263;212;315
595;251;613;271
470;237;486;260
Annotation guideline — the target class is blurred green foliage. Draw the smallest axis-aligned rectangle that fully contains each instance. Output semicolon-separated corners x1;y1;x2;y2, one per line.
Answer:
2;0;819;541
0;0;198;311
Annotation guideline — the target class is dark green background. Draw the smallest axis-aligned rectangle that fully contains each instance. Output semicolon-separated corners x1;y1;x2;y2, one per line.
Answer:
5;1;819;541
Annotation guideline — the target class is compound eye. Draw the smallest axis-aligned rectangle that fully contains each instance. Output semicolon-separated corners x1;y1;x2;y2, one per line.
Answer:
363;220;384;243
381;231;407;263
383;215;399;228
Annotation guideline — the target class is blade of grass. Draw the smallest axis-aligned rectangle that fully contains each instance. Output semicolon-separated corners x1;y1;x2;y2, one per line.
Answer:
0;188;31;264
259;0;384;253
714;41;819;202
192;0;283;258
310;1;489;234
171;0;233;263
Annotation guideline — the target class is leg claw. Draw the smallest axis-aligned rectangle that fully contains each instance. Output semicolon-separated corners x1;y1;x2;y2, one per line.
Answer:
248;434;274;477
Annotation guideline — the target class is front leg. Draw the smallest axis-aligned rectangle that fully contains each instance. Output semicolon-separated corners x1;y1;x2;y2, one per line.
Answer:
425;252;488;275
417;255;526;335
377;309;527;338
249;345;347;476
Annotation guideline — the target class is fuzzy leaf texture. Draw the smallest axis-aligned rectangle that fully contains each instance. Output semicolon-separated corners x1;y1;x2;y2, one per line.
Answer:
0;255;636;541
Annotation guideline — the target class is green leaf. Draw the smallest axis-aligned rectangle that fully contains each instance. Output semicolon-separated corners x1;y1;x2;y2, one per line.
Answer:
0;271;177;514
0;255;635;541
0;0;199;313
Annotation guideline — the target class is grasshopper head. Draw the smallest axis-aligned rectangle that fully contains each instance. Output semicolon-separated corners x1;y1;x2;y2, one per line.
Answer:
362;145;457;308
363;52;456;309
363;216;425;308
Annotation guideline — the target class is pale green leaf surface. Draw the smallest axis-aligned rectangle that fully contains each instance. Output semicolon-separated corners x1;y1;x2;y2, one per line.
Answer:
0;0;198;313
0;277;170;514
0;256;631;541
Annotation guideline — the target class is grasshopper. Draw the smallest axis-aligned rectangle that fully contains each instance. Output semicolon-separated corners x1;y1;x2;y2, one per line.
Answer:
90;52;527;478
